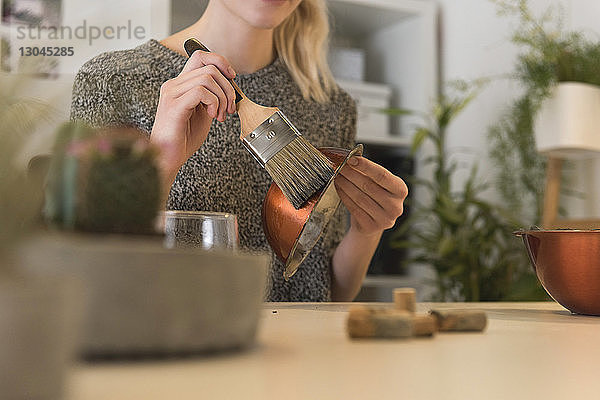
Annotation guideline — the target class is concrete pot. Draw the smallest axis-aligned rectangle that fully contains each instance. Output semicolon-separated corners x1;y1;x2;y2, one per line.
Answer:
535;82;600;159
0;273;82;399
18;233;269;357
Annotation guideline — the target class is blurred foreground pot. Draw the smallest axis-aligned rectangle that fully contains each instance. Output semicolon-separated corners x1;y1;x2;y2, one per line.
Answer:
0;271;82;399
515;229;600;315
18;233;269;356
262;145;363;280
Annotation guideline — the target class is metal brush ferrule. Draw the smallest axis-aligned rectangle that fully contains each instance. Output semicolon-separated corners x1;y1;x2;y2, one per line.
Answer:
241;111;300;167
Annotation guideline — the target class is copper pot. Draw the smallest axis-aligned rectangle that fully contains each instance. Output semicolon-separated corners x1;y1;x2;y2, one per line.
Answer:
262;145;363;280
515;229;600;315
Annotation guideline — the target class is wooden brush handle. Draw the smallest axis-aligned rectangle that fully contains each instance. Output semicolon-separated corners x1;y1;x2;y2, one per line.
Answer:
183;38;279;139
184;38;244;104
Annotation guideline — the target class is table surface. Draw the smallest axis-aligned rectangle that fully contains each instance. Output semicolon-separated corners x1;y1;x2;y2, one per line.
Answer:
69;302;600;400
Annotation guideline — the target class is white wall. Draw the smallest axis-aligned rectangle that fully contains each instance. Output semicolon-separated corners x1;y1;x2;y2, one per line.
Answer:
436;0;600;218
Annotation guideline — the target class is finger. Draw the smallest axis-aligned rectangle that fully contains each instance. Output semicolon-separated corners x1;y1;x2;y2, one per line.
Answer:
347;156;408;196
339;164;398;210
202;65;237;115
339;166;406;225
176;86;219;119
182;50;236;79
335;174;392;226
175;66;237;116
173;71;228;122
335;182;377;231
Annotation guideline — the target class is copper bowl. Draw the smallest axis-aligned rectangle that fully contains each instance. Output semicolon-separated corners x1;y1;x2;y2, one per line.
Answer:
515;229;600;315
262;145;363;280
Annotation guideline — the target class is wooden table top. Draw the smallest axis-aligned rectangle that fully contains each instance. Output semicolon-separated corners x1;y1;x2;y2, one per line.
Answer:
68;302;600;400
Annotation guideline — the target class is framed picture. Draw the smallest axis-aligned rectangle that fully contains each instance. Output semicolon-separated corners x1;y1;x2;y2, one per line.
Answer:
1;34;10;72
2;0;61;27
1;0;61;76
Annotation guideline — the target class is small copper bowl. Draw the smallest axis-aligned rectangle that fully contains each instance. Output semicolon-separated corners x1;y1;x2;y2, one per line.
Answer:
262;145;363;280
515;229;600;315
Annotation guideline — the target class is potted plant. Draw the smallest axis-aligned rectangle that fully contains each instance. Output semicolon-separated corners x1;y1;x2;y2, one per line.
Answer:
0;66;83;399
487;0;600;228
494;0;600;159
391;81;547;301
20;122;269;357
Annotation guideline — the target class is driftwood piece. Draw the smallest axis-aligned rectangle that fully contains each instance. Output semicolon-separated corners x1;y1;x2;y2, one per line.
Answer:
347;306;412;339
346;306;376;338
372;313;413;338
411;314;437;337
429;310;487;332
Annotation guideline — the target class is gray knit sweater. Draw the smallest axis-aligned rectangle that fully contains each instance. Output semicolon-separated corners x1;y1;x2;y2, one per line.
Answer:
70;39;356;301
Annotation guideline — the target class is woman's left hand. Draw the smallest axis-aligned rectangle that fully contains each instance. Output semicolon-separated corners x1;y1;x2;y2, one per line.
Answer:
334;156;408;236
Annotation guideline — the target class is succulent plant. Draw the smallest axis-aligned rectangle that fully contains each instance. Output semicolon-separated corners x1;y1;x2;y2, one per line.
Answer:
75;128;161;234
45;124;162;235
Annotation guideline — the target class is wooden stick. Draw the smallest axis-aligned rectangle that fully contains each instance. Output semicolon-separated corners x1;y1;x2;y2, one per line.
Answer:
542;157;563;229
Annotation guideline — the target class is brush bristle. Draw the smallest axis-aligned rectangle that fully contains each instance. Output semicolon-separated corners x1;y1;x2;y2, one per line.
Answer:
265;137;335;209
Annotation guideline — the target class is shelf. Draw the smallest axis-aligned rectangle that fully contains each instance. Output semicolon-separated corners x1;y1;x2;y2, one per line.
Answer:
326;0;437;142
336;79;392;97
356;135;411;147
327;0;434;39
168;0;437;145
362;275;418;286
355;274;420;302
329;0;434;13
171;1;434;42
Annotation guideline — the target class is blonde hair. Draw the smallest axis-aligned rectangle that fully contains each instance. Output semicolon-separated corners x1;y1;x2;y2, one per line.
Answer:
274;0;335;103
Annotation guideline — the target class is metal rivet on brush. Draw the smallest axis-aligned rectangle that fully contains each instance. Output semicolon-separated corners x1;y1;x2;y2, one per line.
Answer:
268;118;275;124
250;133;256;138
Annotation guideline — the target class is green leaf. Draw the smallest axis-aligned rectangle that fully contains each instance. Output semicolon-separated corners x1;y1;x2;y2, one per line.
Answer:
444;263;466;278
411;127;430;154
437;235;455;258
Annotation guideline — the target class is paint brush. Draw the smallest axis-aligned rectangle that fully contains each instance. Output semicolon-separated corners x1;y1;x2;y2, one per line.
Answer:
184;38;335;209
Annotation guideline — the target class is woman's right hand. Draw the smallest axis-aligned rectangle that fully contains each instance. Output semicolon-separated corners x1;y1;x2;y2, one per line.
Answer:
150;49;238;186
